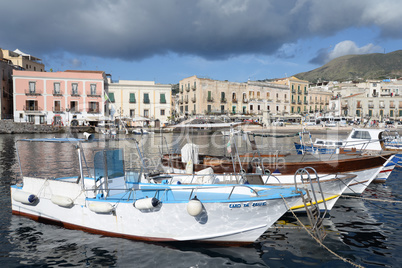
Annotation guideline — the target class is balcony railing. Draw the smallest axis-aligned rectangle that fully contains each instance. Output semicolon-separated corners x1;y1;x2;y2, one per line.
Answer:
52;107;65;113
87;108;100;113
53;91;62;96
220;98;227;103
25;89;42;95
71;92;80;96
368;104;374;108
191;97;196;103
242;98;248;103
232;98;237;103
23;105;42;112
207;97;214;102
70;108;82;113
88;94;101;98
191;86;196;91
185;87;190;92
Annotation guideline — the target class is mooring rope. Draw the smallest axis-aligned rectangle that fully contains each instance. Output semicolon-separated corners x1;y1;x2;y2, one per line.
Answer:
280;195;365;268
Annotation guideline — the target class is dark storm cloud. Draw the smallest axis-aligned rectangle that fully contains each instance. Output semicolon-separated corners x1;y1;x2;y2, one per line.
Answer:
0;0;401;62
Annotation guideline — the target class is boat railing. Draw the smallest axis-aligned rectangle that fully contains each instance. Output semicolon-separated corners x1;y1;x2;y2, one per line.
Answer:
293;167;327;242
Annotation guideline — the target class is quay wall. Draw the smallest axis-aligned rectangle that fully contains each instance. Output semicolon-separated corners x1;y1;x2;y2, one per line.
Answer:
0;120;63;134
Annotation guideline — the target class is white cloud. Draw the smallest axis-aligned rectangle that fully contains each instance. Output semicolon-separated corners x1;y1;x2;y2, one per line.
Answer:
328;40;382;60
310;40;383;65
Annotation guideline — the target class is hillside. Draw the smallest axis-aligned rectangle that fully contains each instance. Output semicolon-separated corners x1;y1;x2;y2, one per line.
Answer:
294;50;402;82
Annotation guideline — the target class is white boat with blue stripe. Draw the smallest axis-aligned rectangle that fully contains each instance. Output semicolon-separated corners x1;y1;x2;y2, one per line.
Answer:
10;137;304;245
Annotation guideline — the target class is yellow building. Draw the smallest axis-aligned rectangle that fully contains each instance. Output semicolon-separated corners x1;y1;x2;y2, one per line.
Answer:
272;76;309;114
1;48;45;72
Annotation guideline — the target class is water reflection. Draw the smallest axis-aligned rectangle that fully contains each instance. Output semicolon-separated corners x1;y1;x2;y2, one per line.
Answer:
8;216;267;267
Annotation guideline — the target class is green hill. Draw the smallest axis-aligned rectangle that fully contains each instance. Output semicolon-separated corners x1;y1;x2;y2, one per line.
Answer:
294;50;402;83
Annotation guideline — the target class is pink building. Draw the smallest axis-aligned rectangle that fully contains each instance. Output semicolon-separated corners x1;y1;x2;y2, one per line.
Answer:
13;70;108;125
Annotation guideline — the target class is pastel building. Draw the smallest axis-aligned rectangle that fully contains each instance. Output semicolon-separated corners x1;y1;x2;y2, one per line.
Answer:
107;79;172;125
13;70;108;125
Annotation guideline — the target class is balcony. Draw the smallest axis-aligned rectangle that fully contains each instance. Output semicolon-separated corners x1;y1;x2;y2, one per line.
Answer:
381;93;392;97
368;104;374;108
184;98;188;104
304;91;308;95
191;86;196;91
390;104;395;108
284;100;289;103
53;91;62;96
372;93;378;97
52;107;65;113
276;99;281;103
88;94;101;98
191;97;196;103
25;89;42;96
71;91;80;97
87;108;100;114
185;87;190;92
207;97;214;103
70;108;82;114
232;98;237;103
179;99;183;104
180;89;183;93
291;100;296;104
291;89;296;93
242;98;248;103
298;90;302;94
23;105;42;113
220;98;227;103
304;101;308;105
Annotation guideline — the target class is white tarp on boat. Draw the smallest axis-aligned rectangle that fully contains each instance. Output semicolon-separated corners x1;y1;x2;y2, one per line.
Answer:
181;143;199;164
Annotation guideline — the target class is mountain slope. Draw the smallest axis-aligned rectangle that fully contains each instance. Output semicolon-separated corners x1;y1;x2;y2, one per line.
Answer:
294;50;402;82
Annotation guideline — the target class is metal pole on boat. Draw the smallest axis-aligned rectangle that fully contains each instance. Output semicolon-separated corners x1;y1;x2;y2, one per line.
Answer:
77;144;85;190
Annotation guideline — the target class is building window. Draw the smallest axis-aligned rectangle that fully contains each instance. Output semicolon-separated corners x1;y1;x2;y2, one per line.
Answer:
267;105;270;111
54;83;61;95
221;105;225;112
130;109;135;117
40;116;45;124
90;84;96;95
88;102;99;113
356;110;361;117
129;93;136;103
160;109;165;116
232;106;236;113
143;93;150;104
250;105;253;111
72;83;78;95
54;101;62;112
25;100;38;111
160;93;166;104
70;101;78;113
369;109;373;116
108;92;115;102
27;115;35;123
144;109;149;117
390;110;394;117
29;82;36;94
207;105;211;112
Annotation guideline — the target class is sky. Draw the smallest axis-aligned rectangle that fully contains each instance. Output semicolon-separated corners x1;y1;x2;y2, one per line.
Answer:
1;0;401;84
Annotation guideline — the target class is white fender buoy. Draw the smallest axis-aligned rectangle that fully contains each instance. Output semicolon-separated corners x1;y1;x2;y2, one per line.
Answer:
187;196;203;216
89;202;113;213
134;197;160;210
12;190;38;205
51;195;73;208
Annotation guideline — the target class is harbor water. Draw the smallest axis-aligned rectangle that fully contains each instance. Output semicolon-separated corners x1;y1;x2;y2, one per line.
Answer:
1;132;401;267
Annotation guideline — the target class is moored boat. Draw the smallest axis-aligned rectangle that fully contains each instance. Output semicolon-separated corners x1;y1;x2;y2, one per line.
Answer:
10;138;303;245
